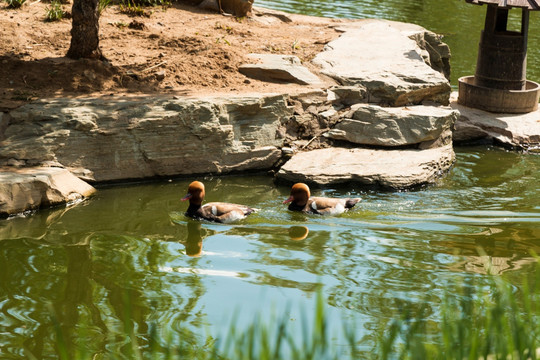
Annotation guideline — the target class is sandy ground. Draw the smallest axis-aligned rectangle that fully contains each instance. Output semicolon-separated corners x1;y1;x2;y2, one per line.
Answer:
0;1;350;111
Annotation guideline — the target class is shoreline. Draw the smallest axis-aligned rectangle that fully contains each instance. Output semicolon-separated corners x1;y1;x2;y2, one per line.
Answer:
1;4;538;218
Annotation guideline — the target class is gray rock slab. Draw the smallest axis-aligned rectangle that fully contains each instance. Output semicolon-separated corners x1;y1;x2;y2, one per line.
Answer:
239;54;323;85
0;167;96;217
276;144;455;189
0;94;292;182
325;104;458;147
451;92;540;149
312;20;451;106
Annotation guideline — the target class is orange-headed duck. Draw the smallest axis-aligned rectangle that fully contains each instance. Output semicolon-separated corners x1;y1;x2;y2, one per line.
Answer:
181;181;255;223
283;183;361;215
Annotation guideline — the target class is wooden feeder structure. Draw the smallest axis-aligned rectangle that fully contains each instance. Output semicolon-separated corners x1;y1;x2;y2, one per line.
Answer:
458;0;540;113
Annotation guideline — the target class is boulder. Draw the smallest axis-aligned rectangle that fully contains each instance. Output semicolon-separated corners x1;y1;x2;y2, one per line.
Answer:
325;104;458;147
451;93;540;149
312;20;451;106
239;54;323;85
0;167;96;218
0;94;292;182
276;144;455;189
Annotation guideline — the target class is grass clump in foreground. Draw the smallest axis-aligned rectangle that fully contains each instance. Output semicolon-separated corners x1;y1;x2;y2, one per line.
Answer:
48;262;540;359
378;271;540;360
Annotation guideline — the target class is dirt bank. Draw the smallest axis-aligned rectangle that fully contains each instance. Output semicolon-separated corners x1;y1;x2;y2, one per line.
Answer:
0;1;348;111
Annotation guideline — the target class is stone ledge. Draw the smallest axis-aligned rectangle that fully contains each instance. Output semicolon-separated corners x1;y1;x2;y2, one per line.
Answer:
0;94;293;182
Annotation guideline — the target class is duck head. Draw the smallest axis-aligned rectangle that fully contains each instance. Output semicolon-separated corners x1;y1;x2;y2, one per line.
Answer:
283;183;310;207
181;181;205;206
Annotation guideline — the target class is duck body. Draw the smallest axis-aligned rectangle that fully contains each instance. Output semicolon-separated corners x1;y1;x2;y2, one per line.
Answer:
288;196;360;215
182;181;255;223
186;201;255;223
284;183;361;215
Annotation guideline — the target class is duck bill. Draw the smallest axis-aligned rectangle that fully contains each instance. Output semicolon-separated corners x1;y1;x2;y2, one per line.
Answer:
181;193;192;201
283;196;294;204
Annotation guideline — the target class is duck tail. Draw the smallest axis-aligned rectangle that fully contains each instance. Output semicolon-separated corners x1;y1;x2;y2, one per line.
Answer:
246;207;259;215
345;198;361;209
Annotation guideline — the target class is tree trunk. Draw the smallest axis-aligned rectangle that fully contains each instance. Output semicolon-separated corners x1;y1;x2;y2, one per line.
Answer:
67;0;103;59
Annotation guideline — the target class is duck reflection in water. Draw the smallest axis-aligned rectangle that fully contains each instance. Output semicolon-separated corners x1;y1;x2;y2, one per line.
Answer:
288;226;309;241
220;225;310;243
183;221;211;257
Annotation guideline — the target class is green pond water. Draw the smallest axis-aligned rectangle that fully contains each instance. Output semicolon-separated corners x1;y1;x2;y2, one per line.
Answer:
1;1;540;358
1;148;539;358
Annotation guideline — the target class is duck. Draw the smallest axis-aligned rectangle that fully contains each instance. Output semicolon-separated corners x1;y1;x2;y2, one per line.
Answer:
181;181;255;223
283;183;361;215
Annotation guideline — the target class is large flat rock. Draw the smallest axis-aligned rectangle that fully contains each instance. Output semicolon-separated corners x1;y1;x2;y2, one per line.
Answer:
0;167;96;217
451;93;540;150
312;20;451;106
276;144;455;189
0;94;292;182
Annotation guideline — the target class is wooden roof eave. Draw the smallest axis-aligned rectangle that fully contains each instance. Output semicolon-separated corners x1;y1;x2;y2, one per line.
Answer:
465;0;540;10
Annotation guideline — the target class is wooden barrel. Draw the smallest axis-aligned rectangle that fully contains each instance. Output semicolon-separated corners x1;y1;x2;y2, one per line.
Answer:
474;30;527;90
